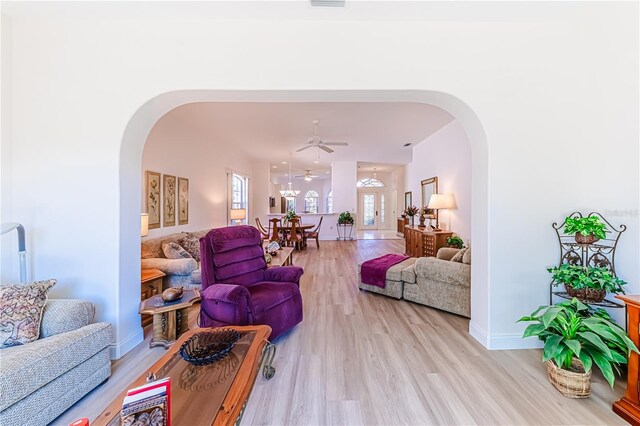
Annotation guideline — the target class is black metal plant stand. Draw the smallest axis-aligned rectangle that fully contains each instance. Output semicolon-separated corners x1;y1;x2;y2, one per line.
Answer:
336;223;354;241
549;211;627;309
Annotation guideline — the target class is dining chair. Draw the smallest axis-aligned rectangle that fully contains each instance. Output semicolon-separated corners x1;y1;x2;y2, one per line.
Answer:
304;216;323;249
286;217;303;250
269;218;282;243
255;218;270;242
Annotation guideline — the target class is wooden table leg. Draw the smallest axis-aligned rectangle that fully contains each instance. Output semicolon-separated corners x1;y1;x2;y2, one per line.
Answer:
150;311;177;349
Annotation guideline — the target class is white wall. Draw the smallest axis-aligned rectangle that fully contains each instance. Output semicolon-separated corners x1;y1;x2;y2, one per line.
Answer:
405;120;471;241
141;105;256;238
332;161;358;217
2;2;638;355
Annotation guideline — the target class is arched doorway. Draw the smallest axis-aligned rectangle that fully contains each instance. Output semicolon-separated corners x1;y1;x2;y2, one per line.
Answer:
118;90;489;355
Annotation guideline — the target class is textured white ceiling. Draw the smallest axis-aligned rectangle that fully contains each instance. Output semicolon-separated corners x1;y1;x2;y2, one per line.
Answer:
164;102;454;176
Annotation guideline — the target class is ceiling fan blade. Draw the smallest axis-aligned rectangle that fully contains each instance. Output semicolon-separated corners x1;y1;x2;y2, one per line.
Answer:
322;142;349;146
310;175;320;178
296;145;313;152
319;145;334;153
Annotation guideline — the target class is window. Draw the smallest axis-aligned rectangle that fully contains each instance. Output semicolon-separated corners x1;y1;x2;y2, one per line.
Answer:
356;178;385;188
304;190;319;214
230;173;248;224
286;198;296;212
326;190;333;213
380;193;385;225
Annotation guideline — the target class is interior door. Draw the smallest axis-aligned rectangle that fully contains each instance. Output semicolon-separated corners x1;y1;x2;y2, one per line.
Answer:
359;192;378;230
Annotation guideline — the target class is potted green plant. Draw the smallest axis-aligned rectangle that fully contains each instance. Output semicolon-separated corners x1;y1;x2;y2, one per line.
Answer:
446;235;464;249
564;215;607;245
518;298;638;397
548;264;626;302
338;211;354;225
284;210;297;222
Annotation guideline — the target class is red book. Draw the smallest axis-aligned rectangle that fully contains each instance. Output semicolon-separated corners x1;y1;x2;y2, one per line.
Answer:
69;419;89;426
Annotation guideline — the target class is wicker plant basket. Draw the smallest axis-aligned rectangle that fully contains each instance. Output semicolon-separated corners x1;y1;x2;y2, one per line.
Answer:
575;233;599;245
546;358;591;398
564;284;606;302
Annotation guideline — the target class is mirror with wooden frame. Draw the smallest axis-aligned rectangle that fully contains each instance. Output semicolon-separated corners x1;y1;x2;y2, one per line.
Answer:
421;177;439;221
404;191;412;211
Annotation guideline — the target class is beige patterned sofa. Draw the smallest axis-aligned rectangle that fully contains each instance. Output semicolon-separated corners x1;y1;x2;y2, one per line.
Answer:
358;258;417;299
403;247;471;317
0;299;112;425
141;230;209;289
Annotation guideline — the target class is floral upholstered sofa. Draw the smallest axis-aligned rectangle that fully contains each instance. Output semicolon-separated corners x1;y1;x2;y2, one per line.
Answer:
141;230;210;289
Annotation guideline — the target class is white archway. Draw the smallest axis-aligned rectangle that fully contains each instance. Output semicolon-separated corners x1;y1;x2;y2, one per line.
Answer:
119;90;490;349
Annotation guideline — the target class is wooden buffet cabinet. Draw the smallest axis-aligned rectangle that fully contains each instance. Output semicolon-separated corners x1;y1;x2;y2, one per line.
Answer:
404;227;453;258
613;294;640;424
397;217;409;237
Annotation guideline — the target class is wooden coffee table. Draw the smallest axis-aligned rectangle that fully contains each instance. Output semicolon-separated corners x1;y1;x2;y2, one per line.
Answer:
93;325;274;426
267;246;294;268
139;289;201;349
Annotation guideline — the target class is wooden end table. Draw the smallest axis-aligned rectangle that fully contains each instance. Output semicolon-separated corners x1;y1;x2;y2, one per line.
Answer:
93;325;274;426
140;269;166;327
139;289;201;349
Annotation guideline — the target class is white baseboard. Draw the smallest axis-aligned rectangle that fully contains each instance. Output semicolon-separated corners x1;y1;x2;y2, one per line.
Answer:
469;321;489;348
488;333;543;350
469;322;542;350
109;328;144;359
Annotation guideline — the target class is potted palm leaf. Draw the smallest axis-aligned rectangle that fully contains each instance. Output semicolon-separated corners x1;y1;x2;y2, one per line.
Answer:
518;298;638;398
564;215;607;245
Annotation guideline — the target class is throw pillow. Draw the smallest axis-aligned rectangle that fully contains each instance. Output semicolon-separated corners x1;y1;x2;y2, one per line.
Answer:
450;248;467;263
178;234;201;262
462;246;471;265
162;242;192;260
0;279;56;348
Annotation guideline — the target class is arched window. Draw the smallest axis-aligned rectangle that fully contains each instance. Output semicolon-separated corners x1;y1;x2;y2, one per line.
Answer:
356;178;385;188
326;190;333;213
304;190;319;213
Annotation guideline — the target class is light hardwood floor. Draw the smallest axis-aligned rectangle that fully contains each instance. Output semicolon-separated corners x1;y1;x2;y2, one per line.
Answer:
55;240;626;425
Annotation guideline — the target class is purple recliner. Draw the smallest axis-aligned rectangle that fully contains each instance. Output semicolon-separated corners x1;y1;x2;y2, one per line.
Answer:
199;225;304;339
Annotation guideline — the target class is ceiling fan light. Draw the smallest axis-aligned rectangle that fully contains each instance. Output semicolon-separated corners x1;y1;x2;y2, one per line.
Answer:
304;176;312;182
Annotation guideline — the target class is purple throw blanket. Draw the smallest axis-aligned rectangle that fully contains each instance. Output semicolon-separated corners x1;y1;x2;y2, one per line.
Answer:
361;254;410;288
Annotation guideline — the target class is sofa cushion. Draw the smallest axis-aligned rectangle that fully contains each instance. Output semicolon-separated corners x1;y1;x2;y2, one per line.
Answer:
178;234;201;261
402;264;417;284
462;247;471;265
40;299;95;338
450;248;467;263
0;279;56;348
415;257;470;287
0;321;112;411
162;241;192;259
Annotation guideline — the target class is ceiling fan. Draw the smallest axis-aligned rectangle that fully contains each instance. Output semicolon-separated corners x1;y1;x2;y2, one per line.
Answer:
296;120;349;154
294;169;321;181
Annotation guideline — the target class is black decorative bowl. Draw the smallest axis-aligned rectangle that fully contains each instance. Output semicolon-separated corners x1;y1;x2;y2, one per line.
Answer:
179;329;241;366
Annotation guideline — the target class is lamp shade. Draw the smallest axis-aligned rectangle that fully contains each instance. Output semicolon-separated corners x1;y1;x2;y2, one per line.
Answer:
427;193;456;210
140;213;149;237
230;208;247;221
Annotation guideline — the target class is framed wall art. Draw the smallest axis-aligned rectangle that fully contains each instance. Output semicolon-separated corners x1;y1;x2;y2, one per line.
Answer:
404;191;412;211
177;177;189;225
145;171;161;229
163;174;176;227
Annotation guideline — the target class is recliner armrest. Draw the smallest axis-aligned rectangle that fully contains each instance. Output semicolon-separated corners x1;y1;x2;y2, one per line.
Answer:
264;266;304;285
201;283;250;304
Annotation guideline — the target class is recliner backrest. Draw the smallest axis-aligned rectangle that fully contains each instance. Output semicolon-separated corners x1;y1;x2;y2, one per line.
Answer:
200;226;267;290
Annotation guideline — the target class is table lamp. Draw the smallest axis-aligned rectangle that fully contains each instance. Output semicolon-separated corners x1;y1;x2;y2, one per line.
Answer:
141;213;149;237
230;208;247;225
427;193;456;231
